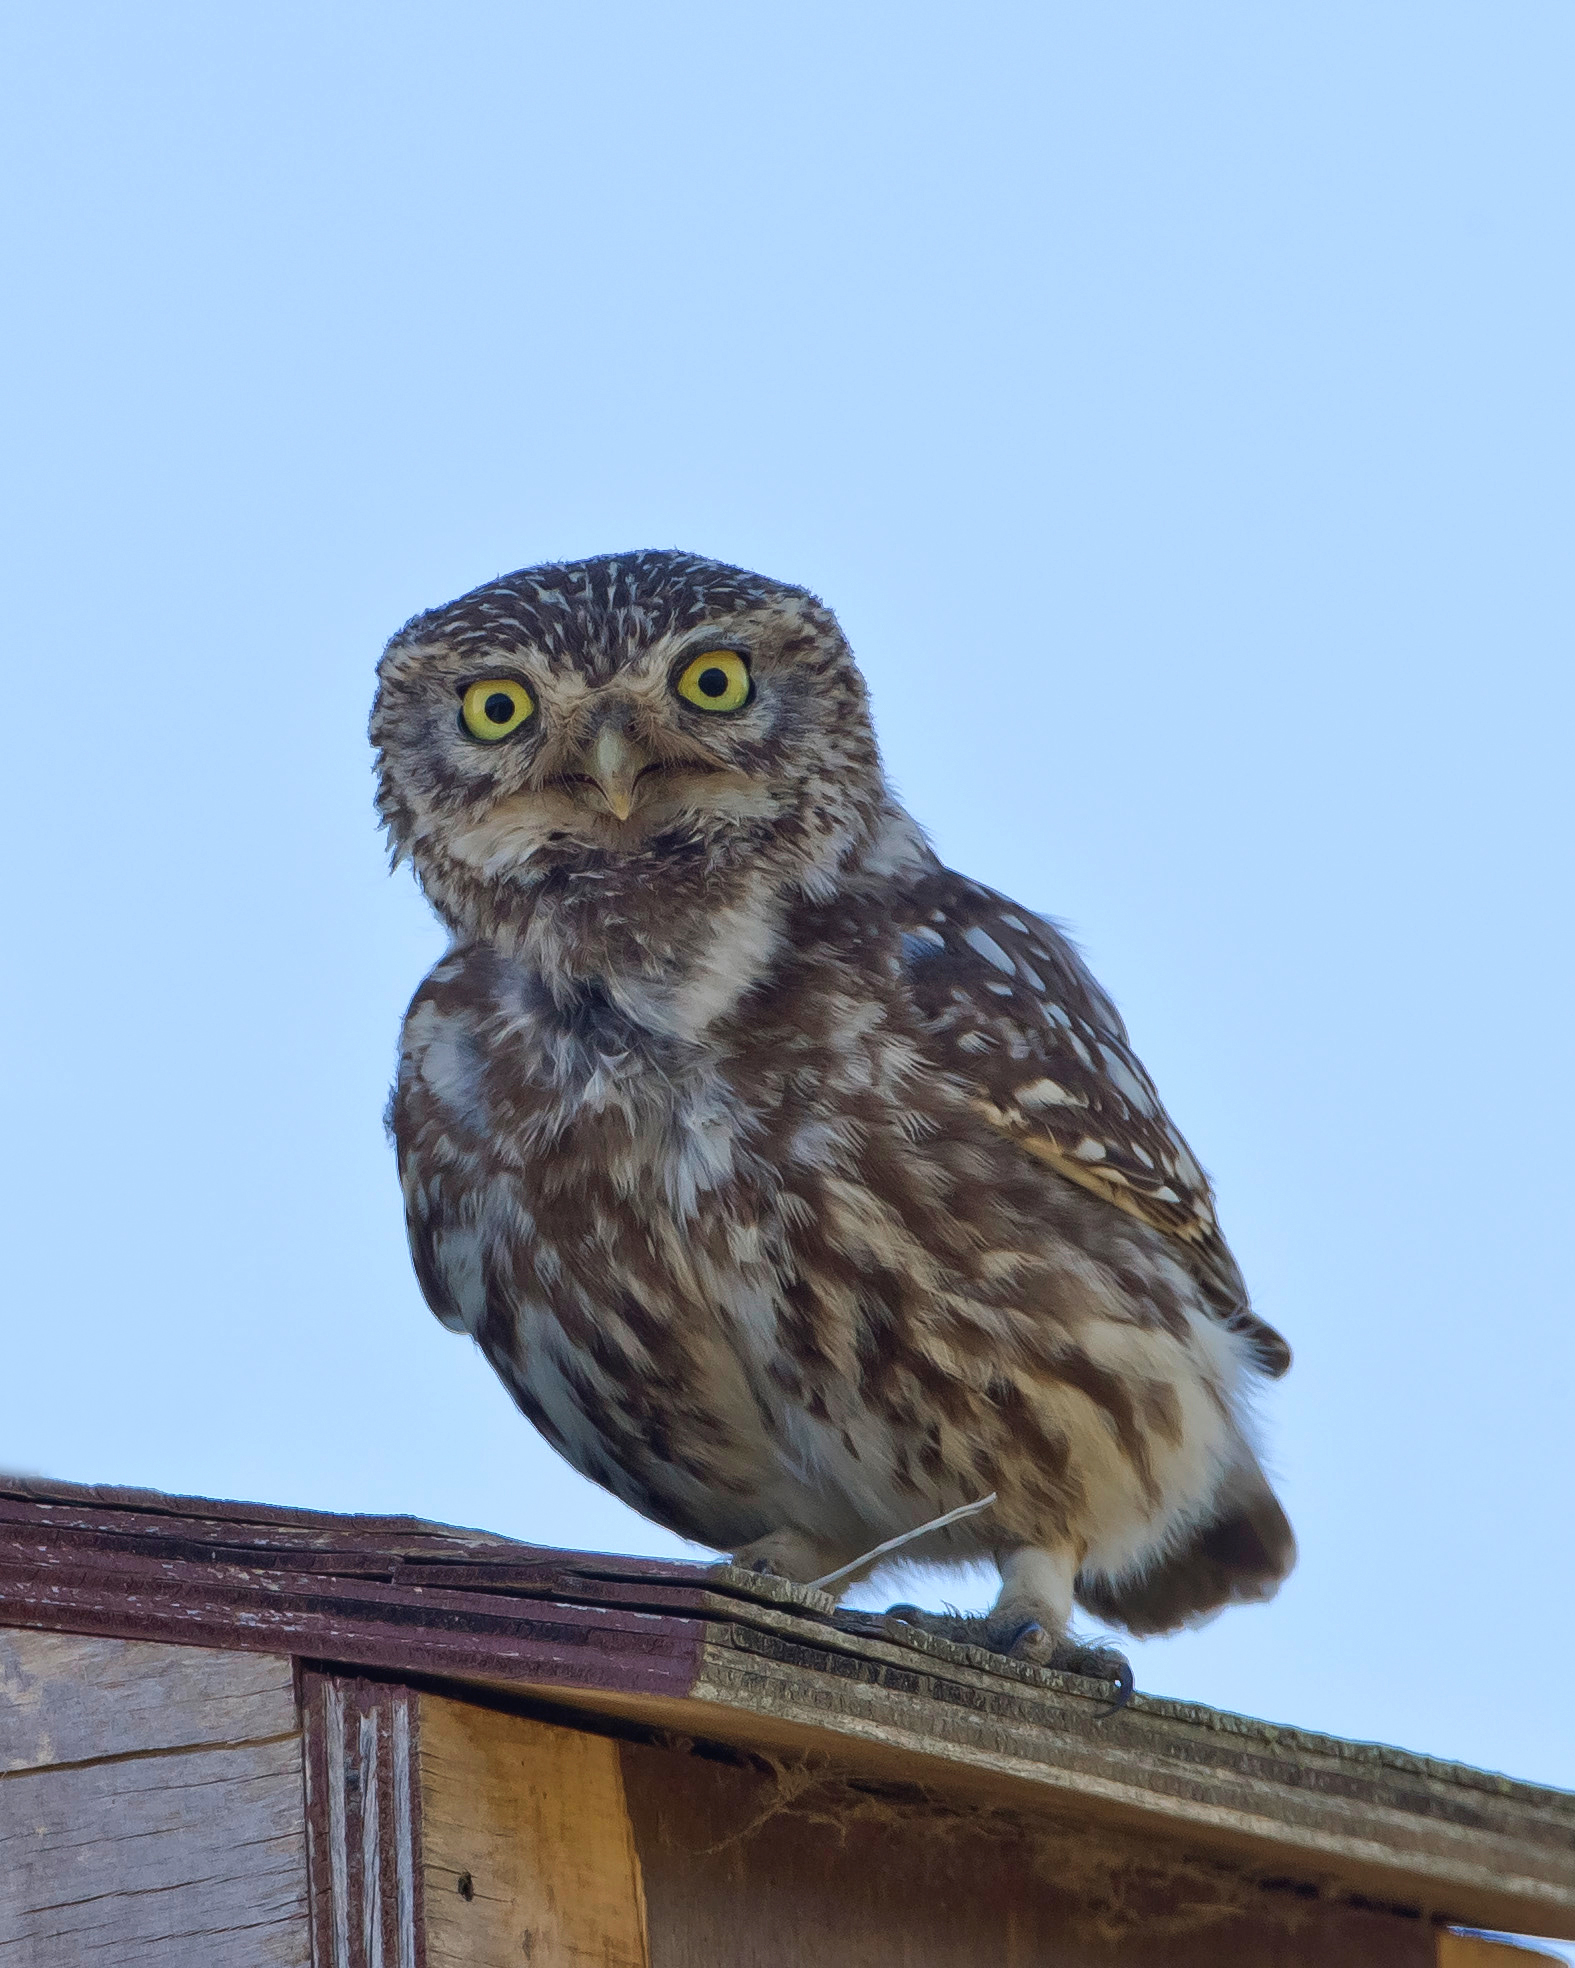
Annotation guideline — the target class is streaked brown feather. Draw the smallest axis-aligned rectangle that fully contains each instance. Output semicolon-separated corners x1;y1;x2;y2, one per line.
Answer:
894;868;1291;1377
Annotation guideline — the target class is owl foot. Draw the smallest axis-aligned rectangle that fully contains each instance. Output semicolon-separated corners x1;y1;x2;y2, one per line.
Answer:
997;1619;1134;1709
728;1527;848;1590
879;1604;1133;1713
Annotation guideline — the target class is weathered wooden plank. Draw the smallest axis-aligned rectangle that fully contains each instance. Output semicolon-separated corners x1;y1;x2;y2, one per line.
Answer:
300;1672;425;1968
0;1529;704;1704
619;1732;1437;1967
670;1626;1575;1940
0;1626;297;1772
0;1478;692;1580
417;1693;648;1968
0;1733;309;1966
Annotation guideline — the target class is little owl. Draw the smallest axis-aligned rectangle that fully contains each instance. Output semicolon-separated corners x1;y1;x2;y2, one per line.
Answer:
373;551;1294;1669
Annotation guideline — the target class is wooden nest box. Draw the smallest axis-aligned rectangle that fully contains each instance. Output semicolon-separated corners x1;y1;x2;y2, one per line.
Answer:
2;1477;1570;1966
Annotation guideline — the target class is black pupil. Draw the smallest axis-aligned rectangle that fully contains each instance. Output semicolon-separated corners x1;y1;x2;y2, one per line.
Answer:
483;691;516;725
698;665;730;698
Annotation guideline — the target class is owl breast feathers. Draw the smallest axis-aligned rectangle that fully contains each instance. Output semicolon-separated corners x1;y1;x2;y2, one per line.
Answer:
373;550;1293;1657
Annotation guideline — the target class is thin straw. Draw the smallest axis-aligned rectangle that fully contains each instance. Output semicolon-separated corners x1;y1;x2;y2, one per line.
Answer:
807;1492;998;1593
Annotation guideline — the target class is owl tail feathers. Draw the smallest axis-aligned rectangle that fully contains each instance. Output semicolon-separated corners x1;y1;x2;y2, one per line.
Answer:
1075;1459;1296;1639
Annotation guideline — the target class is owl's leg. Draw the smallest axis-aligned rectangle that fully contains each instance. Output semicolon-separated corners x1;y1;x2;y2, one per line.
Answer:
728;1526;851;1590
983;1546;1133;1702
876;1545;1076;1656
985;1545;1077;1660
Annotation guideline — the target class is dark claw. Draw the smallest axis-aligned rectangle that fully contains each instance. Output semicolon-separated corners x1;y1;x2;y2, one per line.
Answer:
1096;1654;1136;1719
1055;1643;1134;1718
1002;1617;1047;1656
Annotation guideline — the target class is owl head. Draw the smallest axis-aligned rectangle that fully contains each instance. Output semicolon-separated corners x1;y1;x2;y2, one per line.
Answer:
371;552;888;966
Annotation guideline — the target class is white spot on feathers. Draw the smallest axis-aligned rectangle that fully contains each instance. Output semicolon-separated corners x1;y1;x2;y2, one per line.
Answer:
901;926;945;965
1019;1079;1081;1108
963;926;1015;974
1098;1044;1157;1116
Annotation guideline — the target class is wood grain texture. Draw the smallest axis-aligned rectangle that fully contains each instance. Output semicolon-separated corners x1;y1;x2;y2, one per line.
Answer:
4;1478;1572;1945
619;1734;1438;1968
301;1672;425;1968
0;1624;308;1964
417;1694;648;1968
0;1487;704;1707
0;1733;309;1965
0;1625;297;1771
676;1623;1575;1941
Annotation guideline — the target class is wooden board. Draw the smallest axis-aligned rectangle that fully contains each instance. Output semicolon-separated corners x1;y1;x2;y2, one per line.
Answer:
0;1481;705;1708
5;1481;1573;1948
673;1623;1575;1941
2;1616;1563;1966
1;1736;310;1967
0;1626;298;1770
0;1627;308;1966
617;1731;1438;1968
417;1693;648;1968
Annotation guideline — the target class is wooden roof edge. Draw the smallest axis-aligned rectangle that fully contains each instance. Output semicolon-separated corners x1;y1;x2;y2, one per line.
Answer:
5;1466;1573;1943
713;1561;1574;1810
0;1470;566;1548
3;1470;1567;1819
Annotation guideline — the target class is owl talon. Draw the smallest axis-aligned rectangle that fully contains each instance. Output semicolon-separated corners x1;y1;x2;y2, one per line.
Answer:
1002;1628;1133;1711
1002;1618;1053;1662
1090;1651;1135;1717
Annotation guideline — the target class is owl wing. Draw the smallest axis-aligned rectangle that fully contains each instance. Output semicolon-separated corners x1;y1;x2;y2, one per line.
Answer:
895;867;1290;1377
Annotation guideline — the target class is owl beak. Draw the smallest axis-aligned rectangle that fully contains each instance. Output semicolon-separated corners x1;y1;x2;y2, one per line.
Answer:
585;722;646;822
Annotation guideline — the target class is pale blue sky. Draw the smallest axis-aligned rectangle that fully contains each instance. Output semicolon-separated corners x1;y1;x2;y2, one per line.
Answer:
3;2;1572;1897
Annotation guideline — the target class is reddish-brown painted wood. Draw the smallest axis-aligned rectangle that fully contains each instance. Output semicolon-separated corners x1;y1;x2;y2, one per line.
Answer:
0;1480;707;1704
303;1671;427;1968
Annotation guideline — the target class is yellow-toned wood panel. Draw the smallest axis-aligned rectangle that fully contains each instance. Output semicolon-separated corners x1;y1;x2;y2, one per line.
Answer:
1439;1935;1567;1966
618;1734;1442;1968
417;1695;649;1968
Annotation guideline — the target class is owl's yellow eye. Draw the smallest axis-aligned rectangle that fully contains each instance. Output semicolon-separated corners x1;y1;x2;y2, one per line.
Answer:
460;678;535;741
675;650;751;713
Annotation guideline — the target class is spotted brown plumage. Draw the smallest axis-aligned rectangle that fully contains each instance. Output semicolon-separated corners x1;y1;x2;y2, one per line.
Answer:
895;870;1292;1380
374;550;1295;1661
